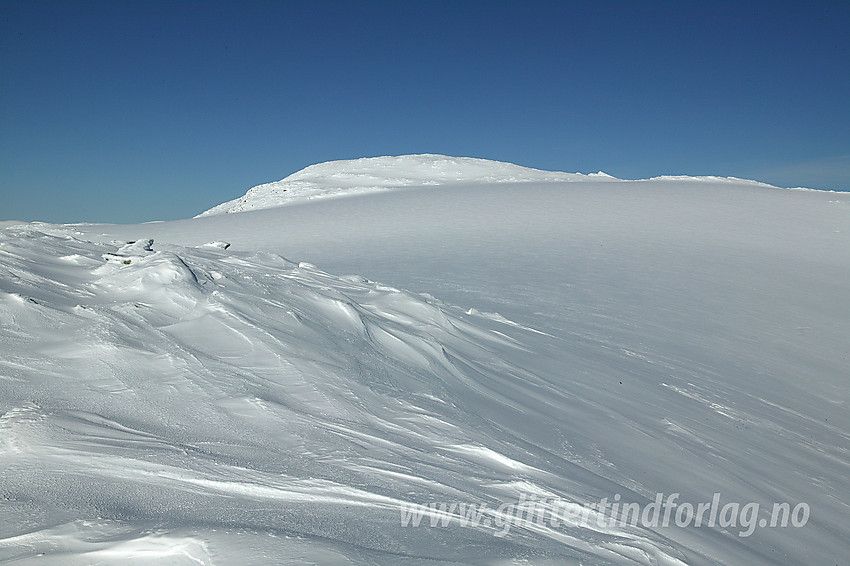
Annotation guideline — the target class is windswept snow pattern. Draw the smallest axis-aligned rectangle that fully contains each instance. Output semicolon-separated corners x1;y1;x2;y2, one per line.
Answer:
0;228;694;565
2;155;849;565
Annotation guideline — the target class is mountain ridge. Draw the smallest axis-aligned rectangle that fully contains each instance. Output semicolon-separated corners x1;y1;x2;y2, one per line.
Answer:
198;154;595;217
197;154;789;217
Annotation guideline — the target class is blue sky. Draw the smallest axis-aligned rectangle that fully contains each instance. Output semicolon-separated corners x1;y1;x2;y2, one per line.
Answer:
2;1;848;223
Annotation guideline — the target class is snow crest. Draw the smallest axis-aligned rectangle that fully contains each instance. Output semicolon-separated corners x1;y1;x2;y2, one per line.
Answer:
198;154;804;218
3;170;848;565
197;154;600;216
0;224;711;565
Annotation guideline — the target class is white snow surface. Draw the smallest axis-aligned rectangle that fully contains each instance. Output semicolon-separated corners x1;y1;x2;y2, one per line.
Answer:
197;154;796;218
198;154;607;216
2;155;849;565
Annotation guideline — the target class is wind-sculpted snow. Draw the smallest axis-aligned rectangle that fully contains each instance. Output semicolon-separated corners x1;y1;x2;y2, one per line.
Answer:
2;226;706;564
2;160;849;564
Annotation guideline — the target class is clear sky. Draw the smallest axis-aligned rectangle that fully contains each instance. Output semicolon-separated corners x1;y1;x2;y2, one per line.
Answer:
2;0;848;223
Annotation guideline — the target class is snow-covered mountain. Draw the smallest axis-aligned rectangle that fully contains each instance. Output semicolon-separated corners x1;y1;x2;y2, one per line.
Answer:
197;154;787;218
198;154;617;216
2;155;848;565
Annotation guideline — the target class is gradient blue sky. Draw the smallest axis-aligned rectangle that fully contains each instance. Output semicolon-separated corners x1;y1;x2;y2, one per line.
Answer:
2;1;848;223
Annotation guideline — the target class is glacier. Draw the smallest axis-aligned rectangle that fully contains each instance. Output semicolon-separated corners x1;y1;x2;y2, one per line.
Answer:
1;155;848;565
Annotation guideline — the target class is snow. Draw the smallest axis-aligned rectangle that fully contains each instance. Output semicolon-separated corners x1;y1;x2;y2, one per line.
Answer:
197;154;812;219
2;155;849;565
0;221;28;229
197;154;603;216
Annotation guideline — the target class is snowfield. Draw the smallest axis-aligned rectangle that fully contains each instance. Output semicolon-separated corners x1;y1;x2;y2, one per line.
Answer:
197;154;605;217
1;155;848;565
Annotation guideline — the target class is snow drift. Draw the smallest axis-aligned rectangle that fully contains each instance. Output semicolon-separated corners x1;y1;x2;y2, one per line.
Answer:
1;155;849;565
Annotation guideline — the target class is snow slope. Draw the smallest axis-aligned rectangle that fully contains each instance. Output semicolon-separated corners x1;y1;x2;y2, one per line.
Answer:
2;156;849;565
197;154;609;216
197;154;790;218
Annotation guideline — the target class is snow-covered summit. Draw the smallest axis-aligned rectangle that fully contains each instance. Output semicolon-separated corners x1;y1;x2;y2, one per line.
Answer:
197;154;601;216
198;154;797;217
3;171;848;565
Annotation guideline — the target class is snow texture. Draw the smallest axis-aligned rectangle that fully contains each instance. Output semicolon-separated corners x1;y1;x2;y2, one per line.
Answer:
2;155;849;565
